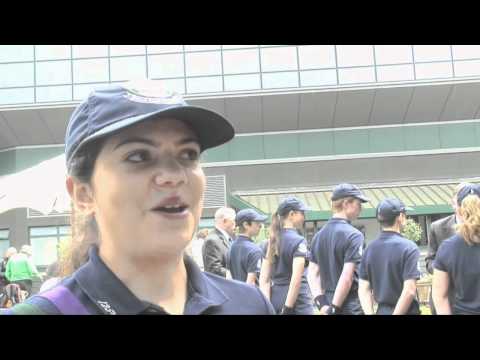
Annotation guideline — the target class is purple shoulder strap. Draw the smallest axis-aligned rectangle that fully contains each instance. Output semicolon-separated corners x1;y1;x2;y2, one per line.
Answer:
39;285;90;315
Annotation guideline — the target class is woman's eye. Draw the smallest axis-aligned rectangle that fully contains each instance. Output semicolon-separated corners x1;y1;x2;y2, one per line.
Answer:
180;149;200;161
126;150;151;163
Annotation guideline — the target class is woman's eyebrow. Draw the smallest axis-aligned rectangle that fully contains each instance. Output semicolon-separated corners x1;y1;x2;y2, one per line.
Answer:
113;136;199;150
113;137;156;150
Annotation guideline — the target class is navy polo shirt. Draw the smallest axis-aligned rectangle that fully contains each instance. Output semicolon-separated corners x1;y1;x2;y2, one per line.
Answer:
228;235;263;283
434;234;480;315
359;231;420;313
4;246;276;315
271;229;309;286
310;218;363;296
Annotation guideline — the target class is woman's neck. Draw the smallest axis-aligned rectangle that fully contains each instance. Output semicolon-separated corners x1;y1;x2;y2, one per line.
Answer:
99;245;188;315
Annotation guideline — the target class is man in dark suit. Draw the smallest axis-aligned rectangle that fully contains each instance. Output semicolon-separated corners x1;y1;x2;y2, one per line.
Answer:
202;207;236;278
425;182;471;314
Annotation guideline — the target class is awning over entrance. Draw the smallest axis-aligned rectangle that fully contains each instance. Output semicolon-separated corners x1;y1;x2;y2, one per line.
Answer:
230;179;480;221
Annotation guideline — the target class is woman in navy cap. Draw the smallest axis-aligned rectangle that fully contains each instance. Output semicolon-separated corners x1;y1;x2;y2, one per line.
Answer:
259;196;313;315
227;208;268;285
3;81;275;315
433;183;480;315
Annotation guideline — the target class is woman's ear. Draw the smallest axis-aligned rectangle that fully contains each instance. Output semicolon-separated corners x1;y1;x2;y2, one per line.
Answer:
66;176;95;214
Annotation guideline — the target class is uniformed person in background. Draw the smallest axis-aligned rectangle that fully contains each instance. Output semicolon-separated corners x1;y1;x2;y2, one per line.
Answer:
433;183;480;315
358;198;421;315
425;182;470;314
228;209;267;285
307;183;368;315
259;197;314;315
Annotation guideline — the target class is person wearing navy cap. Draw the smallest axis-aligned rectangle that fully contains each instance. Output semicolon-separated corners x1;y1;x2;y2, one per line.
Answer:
433;183;480;315
227;209;268;285
358;198;421;315
307;183;368;315
259;197;314;315
2;80;275;315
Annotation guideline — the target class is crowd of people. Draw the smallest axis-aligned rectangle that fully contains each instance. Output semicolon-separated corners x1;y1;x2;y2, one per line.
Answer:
1;79;479;315
200;181;480;315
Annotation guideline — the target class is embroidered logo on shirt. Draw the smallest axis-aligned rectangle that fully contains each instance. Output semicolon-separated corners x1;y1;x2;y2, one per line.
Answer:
298;243;308;254
97;300;117;315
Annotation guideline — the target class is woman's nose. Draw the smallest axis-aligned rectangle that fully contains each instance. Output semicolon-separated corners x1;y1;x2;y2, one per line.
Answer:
153;157;188;188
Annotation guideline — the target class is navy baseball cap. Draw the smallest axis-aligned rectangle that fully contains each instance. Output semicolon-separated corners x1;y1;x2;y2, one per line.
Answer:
457;183;480;206
65;81;235;166
376;198;413;221
331;183;370;203
236;209;268;225
277;196;311;216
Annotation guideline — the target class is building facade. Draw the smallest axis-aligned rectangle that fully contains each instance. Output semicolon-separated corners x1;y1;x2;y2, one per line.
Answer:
1;45;480;269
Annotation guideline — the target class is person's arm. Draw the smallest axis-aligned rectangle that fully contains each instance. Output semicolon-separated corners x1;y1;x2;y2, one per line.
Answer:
392;279;417;315
307;261;323;298
432;269;451;315
259;257;272;300
202;239;227;277
358;279;375;315
307;261;329;314
27;258;41;279
331;262;356;310
5;259;12;281
425;224;438;275
246;272;257;286
284;257;305;309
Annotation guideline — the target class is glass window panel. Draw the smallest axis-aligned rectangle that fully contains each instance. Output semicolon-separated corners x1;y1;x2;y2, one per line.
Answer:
72;45;108;58
185;45;221;52
36;85;72;102
152;78;185;94
0;45;34;63
374;45;413;65
0;230;8;239
30;237;58;266
186;76;222;93
300;69;337;86
0;87;34;105
222;45;257;49
185;52;222;76
415;62;453;79
260;47;298;72
413;45;451;62
110;45;145;56
147;45;183;54
30;227;57;236
454;60;480;77
0;240;9;259
110;56;147;81
377;64;415;82
336;45;374;67
35;45;71;60
224;74;261;91
148;54;184;78
338;67;376;84
298;45;336;70
59;226;71;235
74;83;108;100
36;61;72;86
0;63;34;87
262;71;298;89
73;58;109;83
222;49;259;74
452;45;480;60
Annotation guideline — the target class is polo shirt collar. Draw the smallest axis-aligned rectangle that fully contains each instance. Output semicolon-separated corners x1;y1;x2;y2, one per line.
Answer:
236;234;253;242
330;217;351;224
74;246;229;315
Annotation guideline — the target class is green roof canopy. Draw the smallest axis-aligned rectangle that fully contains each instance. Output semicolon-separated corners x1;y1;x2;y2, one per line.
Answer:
230;180;480;221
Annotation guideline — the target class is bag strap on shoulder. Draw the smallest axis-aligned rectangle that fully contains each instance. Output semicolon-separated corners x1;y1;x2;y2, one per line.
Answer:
38;285;91;315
